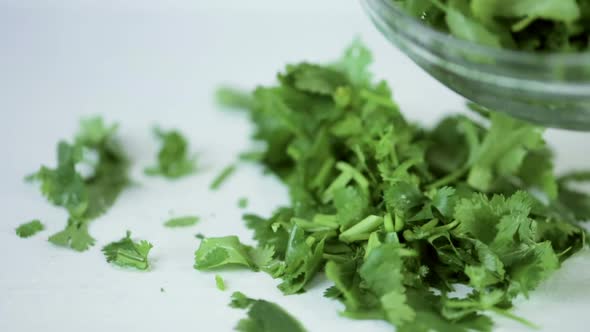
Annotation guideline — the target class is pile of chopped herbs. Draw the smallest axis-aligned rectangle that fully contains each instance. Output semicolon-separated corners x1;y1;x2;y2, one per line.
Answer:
27;117;130;251
395;0;590;52
198;41;590;331
18;39;590;331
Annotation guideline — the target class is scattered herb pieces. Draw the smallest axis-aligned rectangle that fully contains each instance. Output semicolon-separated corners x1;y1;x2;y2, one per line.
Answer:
27;117;130;251
210;164;236;190
195;233;206;240
15;220;44;238
229;292;307;332
238;197;249;209
145;128;196;179
160;287;165;292
164;215;200;228
102;231;153;270
215;274;226;291
209;41;590;331
395;0;590;52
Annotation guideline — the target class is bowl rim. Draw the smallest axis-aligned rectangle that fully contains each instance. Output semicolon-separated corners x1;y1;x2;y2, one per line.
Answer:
366;0;590;67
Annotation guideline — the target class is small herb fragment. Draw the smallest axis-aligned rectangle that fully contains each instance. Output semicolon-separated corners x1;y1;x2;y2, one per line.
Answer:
27;117;130;251
145;128;196;179
164;215;200;228
215;274;226;291
229;292;307;332
15;220;44;238
238;197;248;209
102;231;153;270
210;164;236;190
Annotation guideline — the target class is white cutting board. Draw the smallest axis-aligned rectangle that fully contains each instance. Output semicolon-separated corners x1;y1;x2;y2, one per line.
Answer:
1;1;589;331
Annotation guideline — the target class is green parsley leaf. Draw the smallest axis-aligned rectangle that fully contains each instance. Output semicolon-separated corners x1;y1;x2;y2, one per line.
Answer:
102;231;153;270
15;220;44;238
145;128;196;179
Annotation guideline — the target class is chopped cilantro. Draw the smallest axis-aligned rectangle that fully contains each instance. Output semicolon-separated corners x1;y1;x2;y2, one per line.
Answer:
145;128;196;179
216;86;255;110
102;231;153;270
215;274;226;291
395;0;590;52
211;41;590;331
238;197;248;209
28;117;130;251
164;215;200;228
210;164;236;190
15;220;44;238
194;236;253;270
229;292;307;332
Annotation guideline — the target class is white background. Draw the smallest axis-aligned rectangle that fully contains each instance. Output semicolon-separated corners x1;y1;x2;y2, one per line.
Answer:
1;1;589;331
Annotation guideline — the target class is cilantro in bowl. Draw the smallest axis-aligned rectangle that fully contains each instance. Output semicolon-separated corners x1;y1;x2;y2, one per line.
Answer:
395;0;590;52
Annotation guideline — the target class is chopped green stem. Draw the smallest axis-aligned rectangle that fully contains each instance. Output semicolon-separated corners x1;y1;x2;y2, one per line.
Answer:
339;215;383;243
490;307;539;330
210;164;236;190
427;166;468;190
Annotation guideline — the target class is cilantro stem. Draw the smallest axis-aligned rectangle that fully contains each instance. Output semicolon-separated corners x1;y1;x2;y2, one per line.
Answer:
210;164;236;190
426;166;468;189
490;307;539;330
384;213;394;233
394;213;405;232
339;215;383;243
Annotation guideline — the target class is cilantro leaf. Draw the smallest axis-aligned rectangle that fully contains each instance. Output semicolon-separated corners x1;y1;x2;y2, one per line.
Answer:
29;142;88;218
49;218;95;251
28;117;130;251
102;231;153;270
145;128;196;179
230;291;256;309
194;236;253;270
467;113;544;192
230;292;307;332
15;220;44;238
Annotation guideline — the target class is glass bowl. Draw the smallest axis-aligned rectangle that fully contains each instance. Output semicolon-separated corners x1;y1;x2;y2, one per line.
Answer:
362;0;590;131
